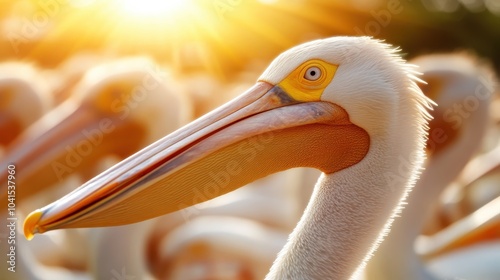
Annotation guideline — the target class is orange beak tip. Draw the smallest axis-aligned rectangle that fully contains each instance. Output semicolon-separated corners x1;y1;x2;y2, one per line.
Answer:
23;209;43;240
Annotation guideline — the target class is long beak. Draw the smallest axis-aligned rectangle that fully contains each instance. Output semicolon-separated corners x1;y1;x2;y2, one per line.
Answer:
0;103;145;209
24;82;369;239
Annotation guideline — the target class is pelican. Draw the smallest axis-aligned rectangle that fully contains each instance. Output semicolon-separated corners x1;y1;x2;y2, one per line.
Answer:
415;142;500;260
0;229;90;280
88;216;158;280
433;139;500;227
0;62;52;150
418;53;499;234
364;53;496;279
0;57;192;211
0;57;191;280
23;37;433;279
417;195;500;258
156;215;288;280
181;72;257;118
46;52;114;105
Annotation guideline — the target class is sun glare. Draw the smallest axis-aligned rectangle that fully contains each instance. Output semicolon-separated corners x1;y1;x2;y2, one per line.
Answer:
118;0;188;17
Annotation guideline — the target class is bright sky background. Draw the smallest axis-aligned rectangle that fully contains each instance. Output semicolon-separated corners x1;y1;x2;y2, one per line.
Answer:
0;0;498;79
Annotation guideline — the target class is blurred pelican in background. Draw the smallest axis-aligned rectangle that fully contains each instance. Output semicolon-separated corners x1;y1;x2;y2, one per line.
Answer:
364;52;499;279
0;62;52;154
181;69;261;119
0;56;192;279
143;169;310;279
0;233;90;280
156;216;287;280
428;129;500;232
82;61;192;279
44;52;115;106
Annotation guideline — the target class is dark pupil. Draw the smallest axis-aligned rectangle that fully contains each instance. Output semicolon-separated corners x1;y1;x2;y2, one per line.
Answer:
310;70;316;76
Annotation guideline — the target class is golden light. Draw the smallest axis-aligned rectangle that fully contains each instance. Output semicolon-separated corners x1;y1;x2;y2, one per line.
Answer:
118;0;189;18
0;0;360;78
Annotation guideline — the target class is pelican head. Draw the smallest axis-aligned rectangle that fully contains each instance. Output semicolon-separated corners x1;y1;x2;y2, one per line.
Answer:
1;57;191;209
24;36;432;278
0;62;51;147
67;57;191;143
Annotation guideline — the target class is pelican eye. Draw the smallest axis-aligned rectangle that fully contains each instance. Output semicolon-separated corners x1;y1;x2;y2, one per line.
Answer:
304;66;321;81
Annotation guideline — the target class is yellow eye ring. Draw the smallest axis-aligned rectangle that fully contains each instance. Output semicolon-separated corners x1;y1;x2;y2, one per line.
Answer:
277;59;338;102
